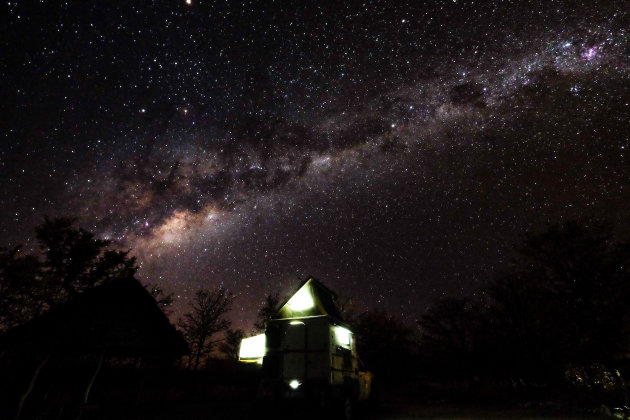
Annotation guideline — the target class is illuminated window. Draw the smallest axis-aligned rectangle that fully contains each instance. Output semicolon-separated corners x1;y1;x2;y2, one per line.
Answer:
334;325;352;348
239;333;266;363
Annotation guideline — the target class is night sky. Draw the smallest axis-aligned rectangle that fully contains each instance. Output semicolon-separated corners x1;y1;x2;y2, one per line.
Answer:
2;1;629;328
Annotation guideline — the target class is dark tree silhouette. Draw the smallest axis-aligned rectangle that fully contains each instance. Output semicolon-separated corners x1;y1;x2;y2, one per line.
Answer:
179;286;235;370
35;217;137;302
420;297;472;354
352;309;417;383
484;221;630;382
253;293;279;333
0;218;138;331
419;297;482;381
145;283;175;315
411;221;630;393
219;328;244;361
335;293;359;325
0;247;43;331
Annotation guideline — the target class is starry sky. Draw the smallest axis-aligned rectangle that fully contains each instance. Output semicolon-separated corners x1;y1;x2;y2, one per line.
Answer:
2;0;629;328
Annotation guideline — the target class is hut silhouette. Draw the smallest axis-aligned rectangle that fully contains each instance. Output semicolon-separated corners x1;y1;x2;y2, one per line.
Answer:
0;278;187;419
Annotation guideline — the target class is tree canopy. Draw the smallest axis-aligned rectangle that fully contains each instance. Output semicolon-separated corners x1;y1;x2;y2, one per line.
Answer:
0;217;138;332
253;293;279;333
417;221;630;385
178;286;235;370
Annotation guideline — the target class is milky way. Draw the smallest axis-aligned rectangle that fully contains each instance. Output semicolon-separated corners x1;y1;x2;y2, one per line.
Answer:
2;1;629;327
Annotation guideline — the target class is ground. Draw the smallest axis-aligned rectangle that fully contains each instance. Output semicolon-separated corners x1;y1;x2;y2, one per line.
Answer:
86;401;610;420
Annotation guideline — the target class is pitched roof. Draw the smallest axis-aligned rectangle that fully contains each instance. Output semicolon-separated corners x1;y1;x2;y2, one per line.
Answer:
0;278;188;357
273;277;343;321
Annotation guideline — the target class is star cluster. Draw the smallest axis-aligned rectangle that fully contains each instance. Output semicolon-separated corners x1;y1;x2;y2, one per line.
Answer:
2;1;628;326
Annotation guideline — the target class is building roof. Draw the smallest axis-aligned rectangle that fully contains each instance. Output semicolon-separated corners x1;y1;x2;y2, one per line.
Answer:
273;277;344;321
0;278;188;357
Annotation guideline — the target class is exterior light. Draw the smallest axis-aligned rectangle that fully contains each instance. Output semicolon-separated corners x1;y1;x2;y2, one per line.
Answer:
289;379;301;390
334;325;352;347
290;320;305;325
238;333;266;363
286;286;314;311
